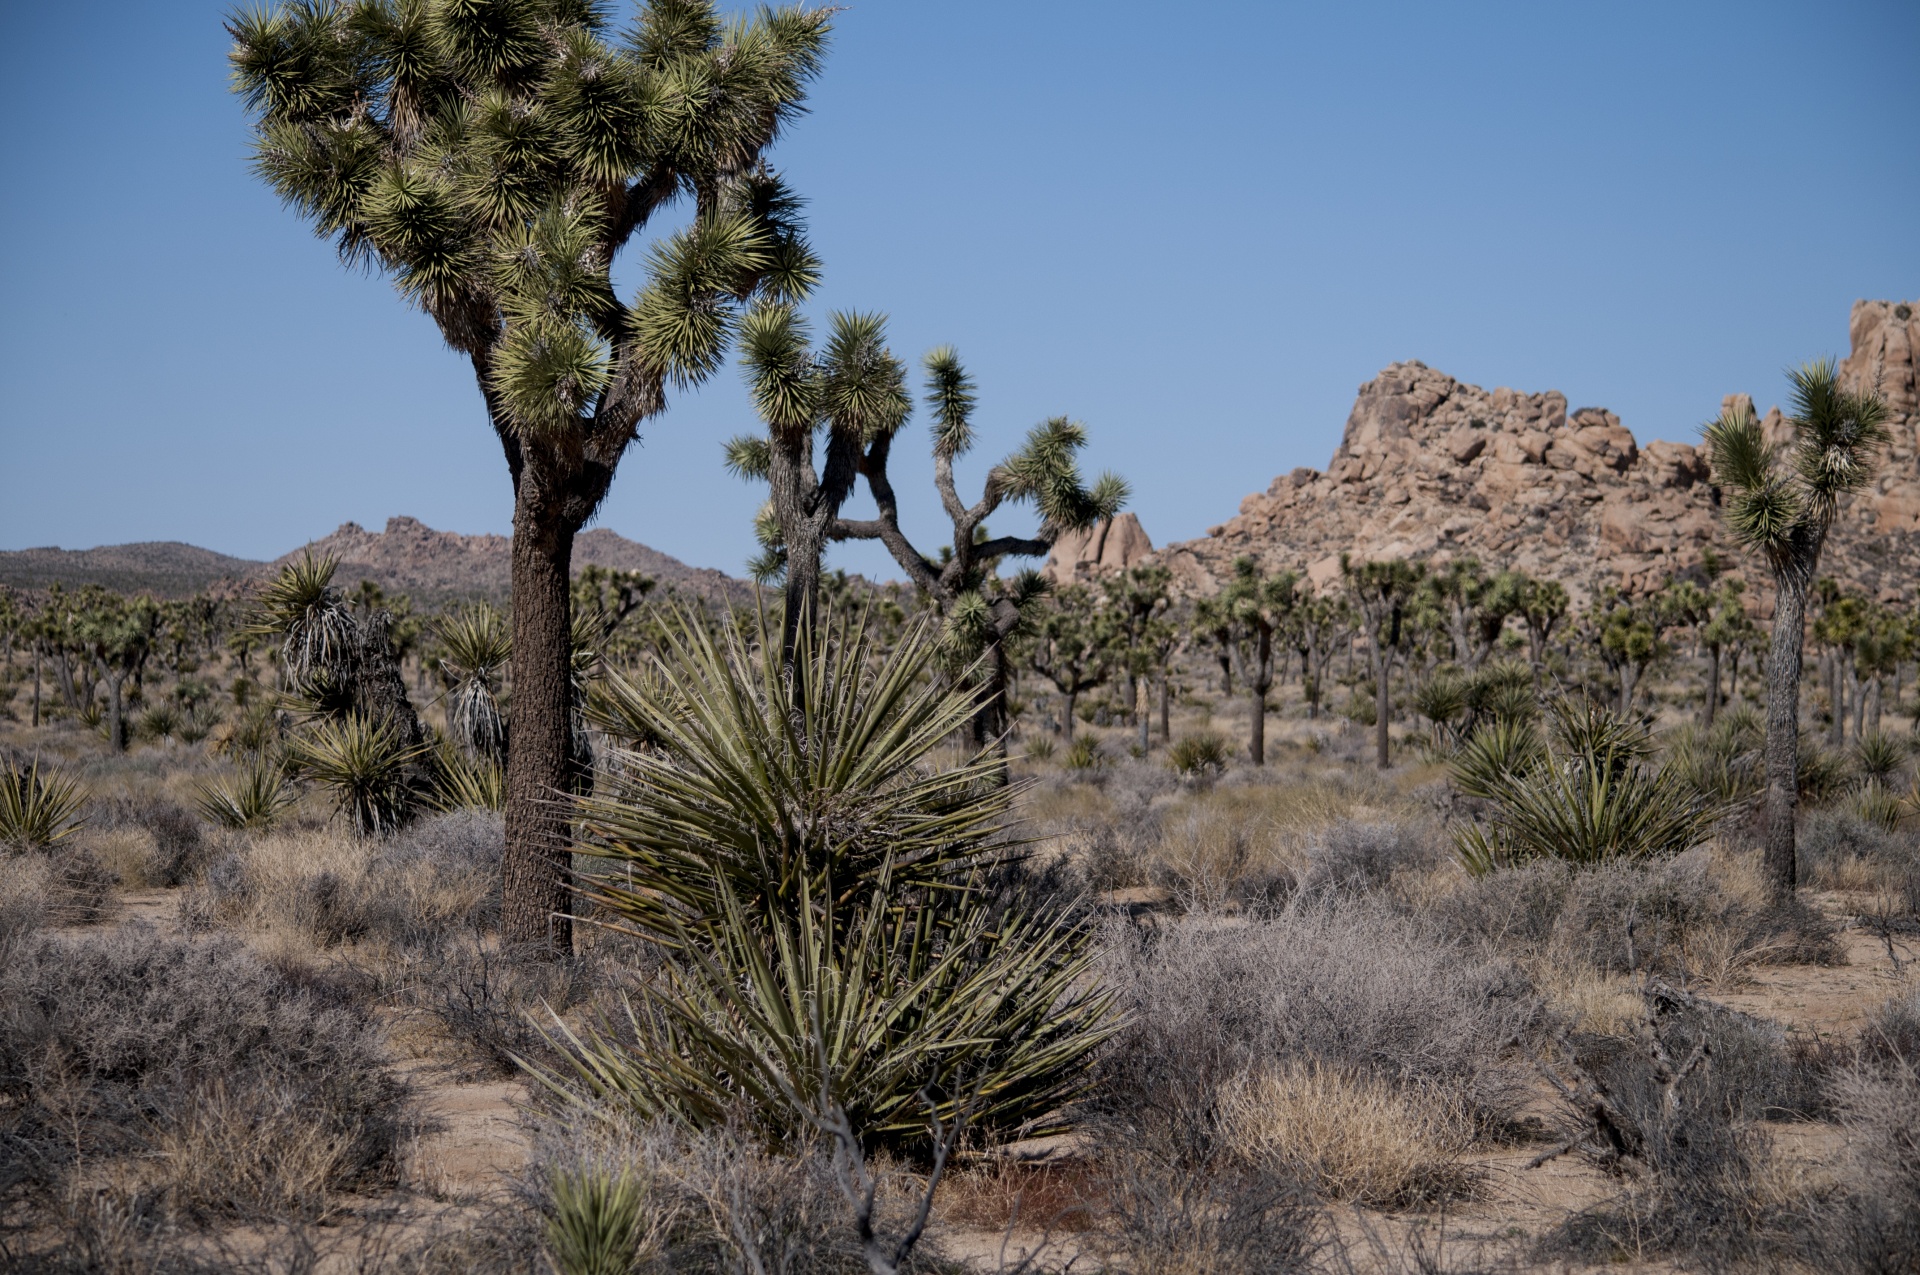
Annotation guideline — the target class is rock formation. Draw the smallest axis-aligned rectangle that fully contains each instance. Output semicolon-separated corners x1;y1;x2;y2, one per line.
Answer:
1155;299;1920;606
1044;513;1154;584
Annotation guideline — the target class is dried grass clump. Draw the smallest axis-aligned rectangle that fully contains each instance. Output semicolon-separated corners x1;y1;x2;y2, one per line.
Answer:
1219;1062;1478;1207
0;926;412;1226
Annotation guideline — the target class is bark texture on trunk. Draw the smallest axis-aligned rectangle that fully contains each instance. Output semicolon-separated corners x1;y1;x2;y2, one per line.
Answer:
1248;682;1266;766
104;672;127;753
1705;646;1721;726
502;485;578;954
1374;654;1391;769
1763;582;1807;900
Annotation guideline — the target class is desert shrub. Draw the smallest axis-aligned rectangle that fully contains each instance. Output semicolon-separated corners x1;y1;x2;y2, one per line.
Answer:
0;853;52;950
1218;1062;1477;1207
1666;706;1763;808
1451;700;1722;873
1095;899;1541;1173
1541;985;1812;1265
0;927;411;1222
1850;781;1907;831
1168;730;1231;778
95;792;209;886
1090;1150;1325;1275
1798;741;1849;805
1024;735;1055;762
1809;995;1920;1274
1434;850;1839;981
1296;817;1440;894
1859;985;1920;1071
136;702;182;744
1799;808;1920;897
1076;819;1149;893
0;756;87;850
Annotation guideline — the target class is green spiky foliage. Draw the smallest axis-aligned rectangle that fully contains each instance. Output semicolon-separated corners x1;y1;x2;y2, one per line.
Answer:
193;756;298;832
1594;589;1667;716
1451;700;1723;876
1705;362;1889;896
230;0;834;952
544;1163;654;1275
289;712;428;836
545;608;1117;1150
435;604;511;764
1665;706;1764;809
69;587;161;752
724;304;909;655
821;347;1128;756
0;757;88;851
247;553;356;685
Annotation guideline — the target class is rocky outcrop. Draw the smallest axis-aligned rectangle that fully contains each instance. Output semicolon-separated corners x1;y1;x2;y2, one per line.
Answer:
278;516;750;603
1044;513;1154;584
1157;299;1920;606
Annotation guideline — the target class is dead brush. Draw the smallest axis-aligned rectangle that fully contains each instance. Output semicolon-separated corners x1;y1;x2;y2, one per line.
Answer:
1219;1062;1481;1208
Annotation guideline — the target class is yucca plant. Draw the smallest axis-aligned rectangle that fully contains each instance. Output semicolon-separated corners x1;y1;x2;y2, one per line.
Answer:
545;1164;655;1275
1853;730;1908;789
1451;700;1722;875
547;609;1117;1152
1666;706;1764;808
193;757;297;832
435;605;511;766
289;713;426;837
1167;731;1231;778
136;702;181;744
0;757;87;850
248;553;356;685
541;865;1116;1148
428;739;508;814
1062;735;1106;772
578;609;1017;933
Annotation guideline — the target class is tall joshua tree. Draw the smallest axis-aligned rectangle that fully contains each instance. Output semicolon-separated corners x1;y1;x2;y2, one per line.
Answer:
1706;361;1888;898
1221;557;1297;766
1344;556;1426;769
723;305;909;660
230;1;831;951
830;348;1127;754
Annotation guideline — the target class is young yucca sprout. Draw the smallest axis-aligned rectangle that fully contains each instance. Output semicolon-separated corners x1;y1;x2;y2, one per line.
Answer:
0;757;88;851
544;1164;655;1275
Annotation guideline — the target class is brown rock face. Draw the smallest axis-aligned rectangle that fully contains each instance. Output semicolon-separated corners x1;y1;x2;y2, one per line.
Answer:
1155;300;1920;605
1044;512;1154;583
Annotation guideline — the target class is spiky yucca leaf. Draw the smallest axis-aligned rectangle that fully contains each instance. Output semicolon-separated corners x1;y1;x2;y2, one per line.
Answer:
290;712;426;836
249;553;355;681
435;604;510;763
0;758;87;850
1452;701;1720;874
193;757;297;832
545;1163;655;1275
427;738;507;813
577;609;1014;938
535;864;1118;1148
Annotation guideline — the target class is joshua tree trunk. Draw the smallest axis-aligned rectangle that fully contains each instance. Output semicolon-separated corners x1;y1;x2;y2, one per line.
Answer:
1158;675;1170;742
1763;581;1808;899
1374;651;1392;769
502;490;578;954
1137;680;1150;755
1618;664;1636;717
1867;675;1883;734
1061;688;1077;742
31;645;41;728
1828;653;1845;749
1248;679;1268;766
99;666;128;752
1705;644;1721;727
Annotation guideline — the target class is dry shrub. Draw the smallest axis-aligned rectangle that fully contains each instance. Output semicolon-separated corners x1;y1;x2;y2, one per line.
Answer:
0;852;52;949
1296;818;1442;896
1090;1150;1326;1275
91;792;209;886
178;810;500;953
1219;1062;1478;1207
1095;898;1541;1173
937;1158;1093;1234
1432;848;1838;985
0;926;412;1225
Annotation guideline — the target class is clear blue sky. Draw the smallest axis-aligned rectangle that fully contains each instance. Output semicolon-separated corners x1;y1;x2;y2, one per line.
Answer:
3;1;1916;579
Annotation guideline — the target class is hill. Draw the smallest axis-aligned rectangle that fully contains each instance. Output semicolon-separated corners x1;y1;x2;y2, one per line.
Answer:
0;518;750;604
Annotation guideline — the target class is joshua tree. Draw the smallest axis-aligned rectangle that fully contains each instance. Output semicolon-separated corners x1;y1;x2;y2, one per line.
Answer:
723;305;909;660
1706;361;1888;897
1343;556;1426;769
1027;585;1116;742
1595;589;1666;716
1292;588;1350;721
77;590;160;752
230;1;832;951
1221;556;1298;766
828;348;1126;754
1517;575;1569;687
1105;564;1172;752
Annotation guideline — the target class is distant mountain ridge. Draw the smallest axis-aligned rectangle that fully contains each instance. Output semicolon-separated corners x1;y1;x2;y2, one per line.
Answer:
0;516;750;604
